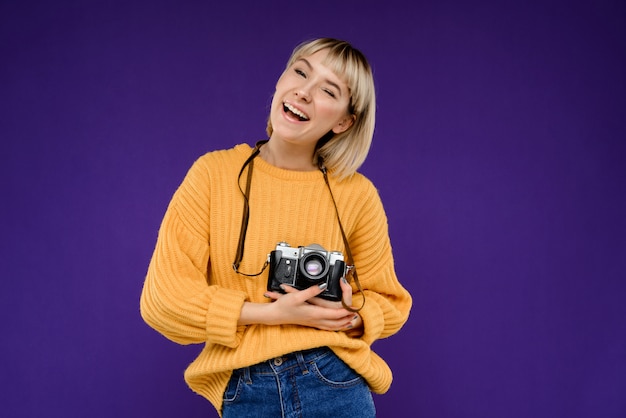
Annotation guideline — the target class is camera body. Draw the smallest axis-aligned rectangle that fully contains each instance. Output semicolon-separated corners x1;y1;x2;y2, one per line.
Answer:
267;242;346;301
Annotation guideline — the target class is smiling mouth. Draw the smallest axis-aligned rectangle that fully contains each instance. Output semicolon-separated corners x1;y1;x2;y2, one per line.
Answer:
283;102;309;121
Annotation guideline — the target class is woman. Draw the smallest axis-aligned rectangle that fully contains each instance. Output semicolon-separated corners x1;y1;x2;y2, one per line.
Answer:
140;38;412;417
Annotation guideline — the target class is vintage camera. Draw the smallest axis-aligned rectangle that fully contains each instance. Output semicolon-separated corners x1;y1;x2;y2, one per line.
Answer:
267;242;347;301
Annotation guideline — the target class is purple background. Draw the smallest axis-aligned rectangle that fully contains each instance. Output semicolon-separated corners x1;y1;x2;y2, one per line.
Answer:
2;0;625;417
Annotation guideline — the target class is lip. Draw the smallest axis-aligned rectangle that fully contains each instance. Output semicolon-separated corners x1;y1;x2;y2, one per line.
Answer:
282;101;310;122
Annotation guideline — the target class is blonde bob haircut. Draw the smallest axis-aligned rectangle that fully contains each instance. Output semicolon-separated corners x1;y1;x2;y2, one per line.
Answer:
266;38;376;180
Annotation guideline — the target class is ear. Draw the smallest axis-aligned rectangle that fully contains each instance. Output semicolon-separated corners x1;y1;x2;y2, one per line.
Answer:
332;114;356;134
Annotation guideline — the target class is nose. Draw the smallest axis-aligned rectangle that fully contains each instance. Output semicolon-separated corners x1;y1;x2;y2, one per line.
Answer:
294;84;312;102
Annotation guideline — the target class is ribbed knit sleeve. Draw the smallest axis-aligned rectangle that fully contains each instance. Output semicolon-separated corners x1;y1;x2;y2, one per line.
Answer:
140;157;247;347
337;177;412;345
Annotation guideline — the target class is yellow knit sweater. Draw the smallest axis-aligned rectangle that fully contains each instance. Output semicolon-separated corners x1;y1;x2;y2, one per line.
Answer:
140;143;412;414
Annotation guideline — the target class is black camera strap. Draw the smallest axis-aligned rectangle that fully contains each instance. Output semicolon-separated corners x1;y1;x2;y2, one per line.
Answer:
232;140;268;277
231;140;365;312
318;165;366;313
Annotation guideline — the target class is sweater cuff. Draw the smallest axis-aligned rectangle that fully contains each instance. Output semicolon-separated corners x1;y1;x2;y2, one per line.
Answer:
353;293;384;345
205;287;247;348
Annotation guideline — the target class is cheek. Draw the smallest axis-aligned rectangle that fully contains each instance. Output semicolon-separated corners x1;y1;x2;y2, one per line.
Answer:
274;72;292;92
319;102;351;124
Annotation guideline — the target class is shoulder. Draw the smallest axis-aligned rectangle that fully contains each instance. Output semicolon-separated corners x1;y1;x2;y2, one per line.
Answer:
184;143;253;178
331;171;388;220
334;171;379;197
170;143;254;196
194;143;253;168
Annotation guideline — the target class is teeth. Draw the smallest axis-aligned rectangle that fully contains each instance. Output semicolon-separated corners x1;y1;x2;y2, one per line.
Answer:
284;103;309;120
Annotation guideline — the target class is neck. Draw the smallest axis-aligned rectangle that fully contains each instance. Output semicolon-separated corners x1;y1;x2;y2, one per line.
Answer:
259;139;318;171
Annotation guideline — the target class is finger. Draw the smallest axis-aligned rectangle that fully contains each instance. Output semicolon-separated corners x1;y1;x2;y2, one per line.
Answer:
329;314;359;332
263;291;282;300
281;283;328;300
278;284;298;293
315;314;356;332
342;314;361;331
339;277;353;307
307;296;341;309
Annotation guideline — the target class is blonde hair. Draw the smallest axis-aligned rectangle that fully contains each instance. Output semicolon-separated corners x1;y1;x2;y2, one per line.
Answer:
266;38;376;180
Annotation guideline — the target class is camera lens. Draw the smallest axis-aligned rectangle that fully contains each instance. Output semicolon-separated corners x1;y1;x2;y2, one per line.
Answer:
304;259;323;276
299;253;329;281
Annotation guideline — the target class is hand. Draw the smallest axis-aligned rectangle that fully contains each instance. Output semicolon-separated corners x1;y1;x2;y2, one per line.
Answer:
262;280;360;332
305;278;363;334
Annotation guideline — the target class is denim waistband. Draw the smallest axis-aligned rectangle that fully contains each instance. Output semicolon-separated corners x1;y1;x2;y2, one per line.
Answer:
237;347;332;380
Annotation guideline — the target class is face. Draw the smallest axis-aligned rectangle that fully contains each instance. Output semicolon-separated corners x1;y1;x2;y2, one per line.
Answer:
269;49;355;148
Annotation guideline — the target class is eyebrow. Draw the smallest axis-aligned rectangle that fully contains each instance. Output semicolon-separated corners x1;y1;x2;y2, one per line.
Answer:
296;57;344;97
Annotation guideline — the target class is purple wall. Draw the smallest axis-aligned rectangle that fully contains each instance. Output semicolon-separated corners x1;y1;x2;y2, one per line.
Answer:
2;0;624;417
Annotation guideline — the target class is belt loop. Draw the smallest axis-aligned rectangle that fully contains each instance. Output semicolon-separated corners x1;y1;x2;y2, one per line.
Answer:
295;351;309;375
243;366;252;384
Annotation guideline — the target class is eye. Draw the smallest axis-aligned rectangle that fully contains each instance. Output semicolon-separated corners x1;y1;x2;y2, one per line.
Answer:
323;88;336;98
294;68;306;78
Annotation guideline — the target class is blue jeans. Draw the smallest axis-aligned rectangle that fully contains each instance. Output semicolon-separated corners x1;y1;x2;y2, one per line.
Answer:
222;347;376;418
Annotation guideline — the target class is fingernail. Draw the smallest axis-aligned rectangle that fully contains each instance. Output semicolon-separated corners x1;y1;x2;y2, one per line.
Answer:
341;277;348;284
318;283;328;290
353;315;359;320
263;293;271;298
